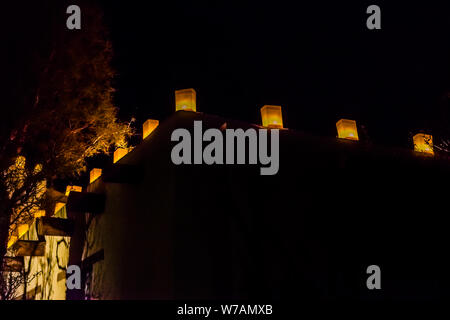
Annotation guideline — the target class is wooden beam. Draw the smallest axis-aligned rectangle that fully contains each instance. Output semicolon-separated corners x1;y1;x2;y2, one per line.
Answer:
13;240;46;257
103;164;143;184
37;217;75;237
1;256;24;272
66;191;106;215
82;249;104;270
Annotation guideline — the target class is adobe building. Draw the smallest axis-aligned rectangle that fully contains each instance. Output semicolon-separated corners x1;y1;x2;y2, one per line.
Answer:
3;89;450;300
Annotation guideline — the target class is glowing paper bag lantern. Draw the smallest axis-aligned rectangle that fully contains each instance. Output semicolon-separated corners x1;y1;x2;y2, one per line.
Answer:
143;119;159;139
261;105;284;129
18;224;29;238
336;119;359;141
7;236;17;249
65;185;82;196
175;88;197;112
113;148;130;164
90;168;102;184
54;202;65;214
413;133;434;155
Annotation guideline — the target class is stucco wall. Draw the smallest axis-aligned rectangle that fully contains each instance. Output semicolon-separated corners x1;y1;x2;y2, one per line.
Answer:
74;112;450;300
22;207;70;300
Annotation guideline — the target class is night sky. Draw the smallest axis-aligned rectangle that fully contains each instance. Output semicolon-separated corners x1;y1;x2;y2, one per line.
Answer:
103;0;450;148
3;1;450;148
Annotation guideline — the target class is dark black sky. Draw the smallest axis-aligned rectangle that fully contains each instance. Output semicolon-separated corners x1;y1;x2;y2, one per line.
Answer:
3;1;450;149
101;0;450;148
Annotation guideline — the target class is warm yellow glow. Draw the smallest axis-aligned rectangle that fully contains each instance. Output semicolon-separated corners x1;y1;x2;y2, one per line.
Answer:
113;148;130;163
26;202;71;300
413;133;434;155
15;156;26;169
65;185;82;196
175;88;197;112
90;168;102;184
54;202;65;214
143;119;159;139
336;119;359;141
261;105;284;128
34;210;46;218
7;236;17;249
34;163;43;174
18;224;29;238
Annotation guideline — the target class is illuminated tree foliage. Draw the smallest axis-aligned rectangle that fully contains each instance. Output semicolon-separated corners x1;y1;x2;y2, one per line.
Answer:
0;1;132;265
